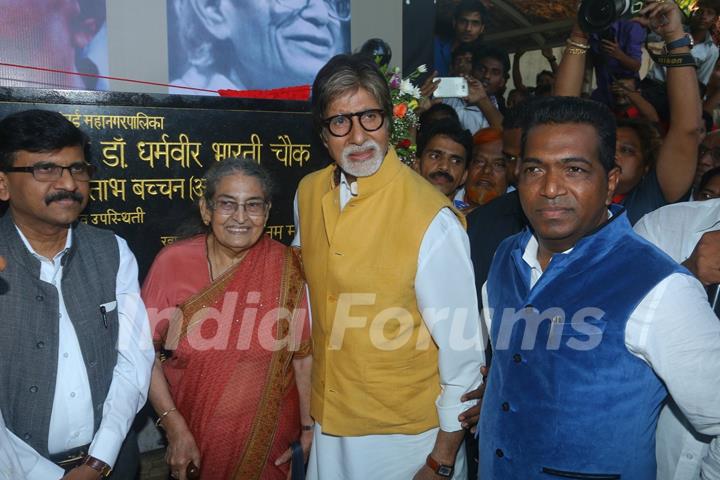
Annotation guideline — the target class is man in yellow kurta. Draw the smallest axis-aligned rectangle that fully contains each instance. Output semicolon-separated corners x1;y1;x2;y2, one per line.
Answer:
293;53;485;479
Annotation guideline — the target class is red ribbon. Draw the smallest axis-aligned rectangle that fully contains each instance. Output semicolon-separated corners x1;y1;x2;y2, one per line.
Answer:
0;62;311;100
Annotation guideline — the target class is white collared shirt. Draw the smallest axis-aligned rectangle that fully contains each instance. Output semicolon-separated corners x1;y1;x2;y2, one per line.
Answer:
442;97;495;134
0;410;24;480
1;227;154;480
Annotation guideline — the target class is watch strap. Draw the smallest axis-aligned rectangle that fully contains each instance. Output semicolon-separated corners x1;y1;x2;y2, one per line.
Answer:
84;456;112;477
666;34;694;51
426;454;454;478
653;53;697;68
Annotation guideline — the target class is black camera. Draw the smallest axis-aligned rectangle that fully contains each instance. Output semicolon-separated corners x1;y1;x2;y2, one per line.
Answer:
578;0;645;33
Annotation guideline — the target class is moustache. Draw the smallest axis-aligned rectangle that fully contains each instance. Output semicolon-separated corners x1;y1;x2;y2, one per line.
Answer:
45;191;84;206
343;141;378;156
429;171;455;183
472;175;495;187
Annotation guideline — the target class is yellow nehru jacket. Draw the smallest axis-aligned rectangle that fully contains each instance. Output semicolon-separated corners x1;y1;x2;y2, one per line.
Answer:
297;148;465;436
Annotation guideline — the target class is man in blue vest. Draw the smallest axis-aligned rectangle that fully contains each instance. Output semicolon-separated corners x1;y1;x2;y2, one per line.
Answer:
478;93;720;476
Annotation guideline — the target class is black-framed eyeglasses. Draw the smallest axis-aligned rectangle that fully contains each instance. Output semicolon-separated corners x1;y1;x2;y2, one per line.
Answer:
699;144;720;162
2;162;96;182
209;198;269;217
323;109;386;137
275;0;350;21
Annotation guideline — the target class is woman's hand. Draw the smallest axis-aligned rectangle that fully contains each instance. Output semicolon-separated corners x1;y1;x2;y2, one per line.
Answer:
164;418;201;480
275;429;313;480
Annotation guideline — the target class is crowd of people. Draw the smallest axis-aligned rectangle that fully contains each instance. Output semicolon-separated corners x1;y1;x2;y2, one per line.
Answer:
1;0;720;479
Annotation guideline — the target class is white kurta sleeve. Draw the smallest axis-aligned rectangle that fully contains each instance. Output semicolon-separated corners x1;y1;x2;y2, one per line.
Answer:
415;208;485;432
625;273;720;477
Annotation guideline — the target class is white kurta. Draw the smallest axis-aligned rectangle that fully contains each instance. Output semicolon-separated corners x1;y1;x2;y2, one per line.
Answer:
635;199;720;480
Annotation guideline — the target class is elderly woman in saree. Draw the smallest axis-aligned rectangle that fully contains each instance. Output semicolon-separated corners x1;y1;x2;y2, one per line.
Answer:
142;157;312;480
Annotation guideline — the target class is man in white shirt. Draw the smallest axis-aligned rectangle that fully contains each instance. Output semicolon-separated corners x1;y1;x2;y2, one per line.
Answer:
294;53;484;479
443;46;508;134
0;110;153;480
635;199;720;479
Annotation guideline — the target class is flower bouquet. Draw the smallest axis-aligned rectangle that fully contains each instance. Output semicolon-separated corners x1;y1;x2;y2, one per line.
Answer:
383;64;427;166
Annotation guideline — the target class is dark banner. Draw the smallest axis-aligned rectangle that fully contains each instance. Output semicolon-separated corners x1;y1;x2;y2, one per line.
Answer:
0;88;330;279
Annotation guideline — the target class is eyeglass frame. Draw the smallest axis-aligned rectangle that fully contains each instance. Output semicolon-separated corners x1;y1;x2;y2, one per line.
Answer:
322;109;386;138
208;198;270;217
274;0;350;21
2;162;96;182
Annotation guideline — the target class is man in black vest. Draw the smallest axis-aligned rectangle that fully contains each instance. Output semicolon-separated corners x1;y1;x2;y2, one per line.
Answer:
0;110;153;480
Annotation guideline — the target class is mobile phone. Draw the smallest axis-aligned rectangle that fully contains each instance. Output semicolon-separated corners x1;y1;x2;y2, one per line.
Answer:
599;29;615;42
434;77;469;98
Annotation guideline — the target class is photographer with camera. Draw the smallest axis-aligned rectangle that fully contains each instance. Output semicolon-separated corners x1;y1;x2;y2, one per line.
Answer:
589;19;646;106
556;0;701;225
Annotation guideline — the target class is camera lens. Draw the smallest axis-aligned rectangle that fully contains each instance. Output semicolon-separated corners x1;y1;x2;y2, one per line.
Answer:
578;0;631;33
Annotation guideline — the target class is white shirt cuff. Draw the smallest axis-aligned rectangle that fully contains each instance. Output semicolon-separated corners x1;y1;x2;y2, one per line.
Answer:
89;427;124;468
436;386;480;432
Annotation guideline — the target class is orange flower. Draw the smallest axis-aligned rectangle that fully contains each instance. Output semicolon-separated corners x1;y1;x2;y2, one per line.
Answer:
393;103;408;118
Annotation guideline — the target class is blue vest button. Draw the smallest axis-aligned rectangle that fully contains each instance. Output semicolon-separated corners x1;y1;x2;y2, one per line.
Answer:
35;295;44;301
513;354;522;363
495;448;504;458
502;402;510;412
29;386;38;393
36;342;45;349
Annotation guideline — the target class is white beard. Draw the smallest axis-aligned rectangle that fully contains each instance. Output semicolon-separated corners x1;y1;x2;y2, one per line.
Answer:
338;140;385;177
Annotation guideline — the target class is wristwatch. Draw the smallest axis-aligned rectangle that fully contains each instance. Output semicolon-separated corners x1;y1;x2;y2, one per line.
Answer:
83;456;112;477
666;34;694;51
426;454;454;478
